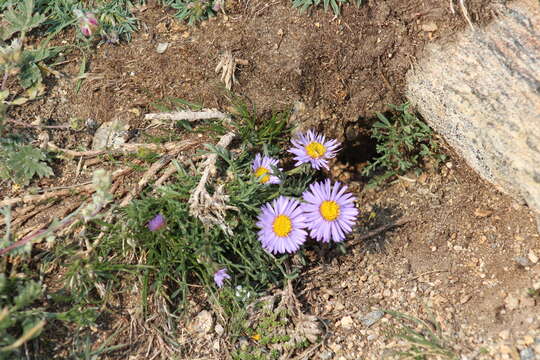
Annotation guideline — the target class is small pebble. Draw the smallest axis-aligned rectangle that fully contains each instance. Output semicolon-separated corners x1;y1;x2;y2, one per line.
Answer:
516;256;533;267
359;310;384;327
528;250;539;264
156;42;169;53
520;347;535;360
319;350;334;360
504;294;519;310
340;316;354;330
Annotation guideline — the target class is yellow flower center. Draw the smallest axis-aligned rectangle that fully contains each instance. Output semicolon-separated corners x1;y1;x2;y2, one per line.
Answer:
320;201;340;221
305;142;327;159
254;167;270;183
273;215;292;237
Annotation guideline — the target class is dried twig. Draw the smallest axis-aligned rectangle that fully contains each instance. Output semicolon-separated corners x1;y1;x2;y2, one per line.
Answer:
10;202;56;229
0;187;93;208
215;51;248;90
144;109;230;122
0;205;35;225
407;270;449;283
0;204;83;256
459;0;475;30
189;130;237;234
46;140;197;158
153;161;182;188
120;151;183;206
348;217;411;247
7;118;72;130
0;167;134;207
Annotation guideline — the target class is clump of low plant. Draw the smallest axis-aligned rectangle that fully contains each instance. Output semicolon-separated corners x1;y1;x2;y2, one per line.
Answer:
0;170;117;355
228;295;318;360
0;274;45;359
362;103;446;187
0;139;54;186
382;310;458;360
161;0;220;25
61;106;313;312
53;95;358;357
292;0;364;16
0;0;63;91
35;0;139;42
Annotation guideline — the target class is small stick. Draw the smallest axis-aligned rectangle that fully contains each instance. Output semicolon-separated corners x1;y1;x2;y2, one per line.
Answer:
1;71;8;91
189;130;237;233
0;188;92;208
0;167;136;207
34;181;93;193
0;202;86;257
449;0;455;14
120;153;178;206
7;118;71;130
11;202;56;229
407;270;449;282
153;162;180;188
154;154;203;188
119;141;195;206
46;140;197;158
459;0;474;30
144;109;230;122
348;217;411;247
0;205;35;225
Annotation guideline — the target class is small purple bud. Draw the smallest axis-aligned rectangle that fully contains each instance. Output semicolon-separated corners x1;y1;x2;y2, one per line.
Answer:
214;268;231;288
77;11;100;37
80;23;92;37
212;0;223;12
147;214;166;231
86;13;99;26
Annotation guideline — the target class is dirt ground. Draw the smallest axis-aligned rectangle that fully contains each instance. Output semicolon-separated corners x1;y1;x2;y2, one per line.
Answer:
5;0;540;358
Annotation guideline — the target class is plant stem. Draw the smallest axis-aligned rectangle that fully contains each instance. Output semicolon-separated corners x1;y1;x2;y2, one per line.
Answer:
1;71;8;90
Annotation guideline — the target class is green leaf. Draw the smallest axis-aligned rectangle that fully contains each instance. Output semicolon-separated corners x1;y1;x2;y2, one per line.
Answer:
3;144;53;185
14;281;42;309
1;0;46;40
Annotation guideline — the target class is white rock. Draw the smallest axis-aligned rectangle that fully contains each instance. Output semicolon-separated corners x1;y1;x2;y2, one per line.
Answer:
191;310;214;334
504;294;519;311
340;316;354;330
215;323;224;336
156;42;169;53
528;250;539;264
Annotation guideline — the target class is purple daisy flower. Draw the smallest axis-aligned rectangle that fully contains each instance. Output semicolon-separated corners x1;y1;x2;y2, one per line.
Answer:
256;196;308;254
147;214;166;232
214;268;231;288
288;130;340;170
302;179;358;243
252;153;281;185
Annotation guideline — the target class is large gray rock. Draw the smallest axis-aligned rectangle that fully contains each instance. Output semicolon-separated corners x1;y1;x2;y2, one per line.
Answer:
406;0;540;214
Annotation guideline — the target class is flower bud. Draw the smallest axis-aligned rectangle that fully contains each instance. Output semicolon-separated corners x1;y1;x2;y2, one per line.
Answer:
212;0;224;12
75;10;100;37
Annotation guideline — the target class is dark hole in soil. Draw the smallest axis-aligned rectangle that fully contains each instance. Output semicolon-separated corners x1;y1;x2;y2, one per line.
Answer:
336;118;379;182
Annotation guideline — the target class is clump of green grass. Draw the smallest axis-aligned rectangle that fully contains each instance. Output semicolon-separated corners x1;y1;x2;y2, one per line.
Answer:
362;103;446;187
161;0;218;25
382;310;458;360
292;0;364;16
0;274;45;358
228;297;313;360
